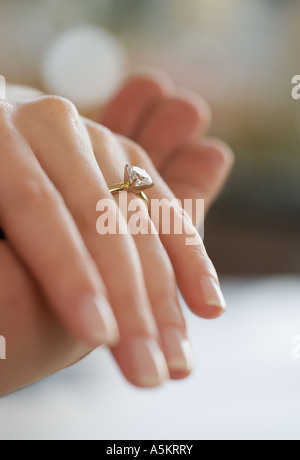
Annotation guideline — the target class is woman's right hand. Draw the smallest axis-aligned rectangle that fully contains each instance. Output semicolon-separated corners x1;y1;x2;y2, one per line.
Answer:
0;92;227;393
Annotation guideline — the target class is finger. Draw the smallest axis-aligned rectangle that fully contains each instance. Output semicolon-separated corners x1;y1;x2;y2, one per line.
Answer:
92;131;194;379
123;139;226;320
135;90;212;170
163;138;235;223
25;104;169;388
100;70;175;137
0;102;119;347
116;193;194;379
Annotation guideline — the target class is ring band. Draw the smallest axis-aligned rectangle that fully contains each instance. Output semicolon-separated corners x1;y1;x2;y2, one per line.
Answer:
109;165;154;207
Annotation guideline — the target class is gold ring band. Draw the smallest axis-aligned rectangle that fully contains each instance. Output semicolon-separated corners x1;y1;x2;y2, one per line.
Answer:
109;165;154;208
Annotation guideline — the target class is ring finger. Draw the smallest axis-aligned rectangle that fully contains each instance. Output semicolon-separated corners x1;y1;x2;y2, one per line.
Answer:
86;127;194;379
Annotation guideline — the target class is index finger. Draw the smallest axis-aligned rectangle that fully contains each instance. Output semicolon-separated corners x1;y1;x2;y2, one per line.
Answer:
0;126;119;347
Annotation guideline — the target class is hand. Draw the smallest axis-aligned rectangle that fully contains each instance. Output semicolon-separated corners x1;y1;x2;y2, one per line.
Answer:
0;78;231;394
99;70;234;222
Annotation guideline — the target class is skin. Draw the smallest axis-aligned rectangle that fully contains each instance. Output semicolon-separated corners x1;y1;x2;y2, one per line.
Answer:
0;72;234;396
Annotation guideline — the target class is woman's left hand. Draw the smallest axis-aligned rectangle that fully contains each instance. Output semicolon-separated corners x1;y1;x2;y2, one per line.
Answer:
0;75;233;394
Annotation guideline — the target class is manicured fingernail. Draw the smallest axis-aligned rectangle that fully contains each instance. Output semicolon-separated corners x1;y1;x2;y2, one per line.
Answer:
161;328;194;374
128;337;169;387
200;278;226;311
80;296;119;346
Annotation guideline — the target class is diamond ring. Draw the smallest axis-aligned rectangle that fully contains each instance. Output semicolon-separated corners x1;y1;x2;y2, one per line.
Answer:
109;165;155;207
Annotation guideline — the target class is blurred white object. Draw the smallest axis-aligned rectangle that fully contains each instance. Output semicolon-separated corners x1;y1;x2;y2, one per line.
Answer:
41;26;128;110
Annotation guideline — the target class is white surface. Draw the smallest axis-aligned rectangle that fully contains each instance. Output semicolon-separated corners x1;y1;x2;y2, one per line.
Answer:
0;277;300;440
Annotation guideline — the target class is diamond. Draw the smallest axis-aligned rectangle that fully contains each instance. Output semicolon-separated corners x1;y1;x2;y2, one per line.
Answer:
126;165;153;190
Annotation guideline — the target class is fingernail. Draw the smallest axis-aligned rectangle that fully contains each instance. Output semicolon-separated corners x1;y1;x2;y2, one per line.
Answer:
200;278;226;311
128;337;169;387
161;328;194;374
80;296;119;346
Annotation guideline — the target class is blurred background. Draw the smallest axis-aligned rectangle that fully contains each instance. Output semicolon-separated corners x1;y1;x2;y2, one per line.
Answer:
0;0;299;275
0;0;300;442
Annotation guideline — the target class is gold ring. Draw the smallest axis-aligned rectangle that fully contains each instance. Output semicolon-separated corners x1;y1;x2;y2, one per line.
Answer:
109;165;154;207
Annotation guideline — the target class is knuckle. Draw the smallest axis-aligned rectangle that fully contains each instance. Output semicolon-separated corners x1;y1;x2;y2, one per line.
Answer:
87;122;126;158
131;144;149;165
119;136;149;165
89;123;114;141
33;95;79;120
96;125;125;155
